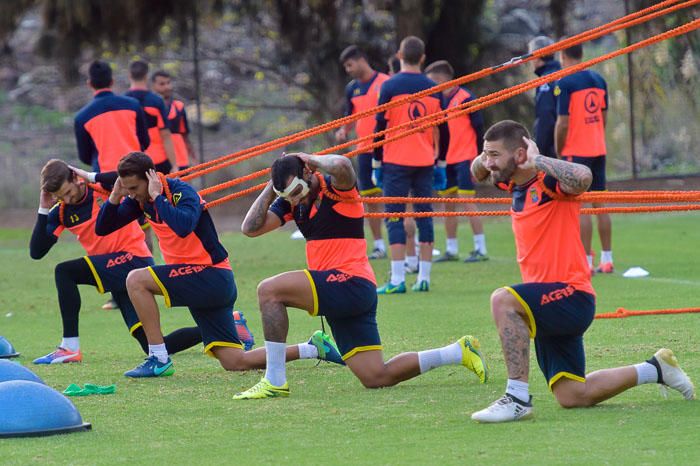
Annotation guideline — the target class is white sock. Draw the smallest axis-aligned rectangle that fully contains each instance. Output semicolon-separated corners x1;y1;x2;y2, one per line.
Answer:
264;341;287;386
297;342;318;359
473;234;487;254
506;379;529;402
417;341;462;373
418;261;432;283
390;260;406;286
601;250;613;264
373;239;385;252
634;362;658;385
446;238;458;255
405;255;418;269
587;255;594;267
61;337;80;352
148;343;169;364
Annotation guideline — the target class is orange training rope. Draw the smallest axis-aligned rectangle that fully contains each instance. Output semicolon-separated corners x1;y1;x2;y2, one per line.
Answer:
174;0;697;182
595;307;700;319
200;16;700;201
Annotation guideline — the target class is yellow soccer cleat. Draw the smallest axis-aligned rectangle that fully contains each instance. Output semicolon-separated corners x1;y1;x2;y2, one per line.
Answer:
232;378;290;400
458;335;488;383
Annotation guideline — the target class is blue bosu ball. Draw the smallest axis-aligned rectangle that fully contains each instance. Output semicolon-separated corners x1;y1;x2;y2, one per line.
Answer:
0;359;45;384
0;336;19;358
0;380;91;438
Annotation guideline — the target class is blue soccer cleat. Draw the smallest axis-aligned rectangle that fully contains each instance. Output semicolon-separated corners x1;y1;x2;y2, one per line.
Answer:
309;330;345;365
233;311;255;351
376;281;406;294
124;355;174;378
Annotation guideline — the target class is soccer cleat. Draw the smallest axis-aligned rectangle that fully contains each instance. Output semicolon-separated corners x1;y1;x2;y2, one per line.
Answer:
101;298;119;310
653;348;695;400
435;251;459;263
309;330;345;365
369;248;387;260
33;347;82;365
404;263;419;274
471;394;534;423
411;280;430;292
233;311;255;351
595;262;614;273
124;355;174;378
233;377;289;400
464;250;489;263
458;335;488;383
377;281;406;294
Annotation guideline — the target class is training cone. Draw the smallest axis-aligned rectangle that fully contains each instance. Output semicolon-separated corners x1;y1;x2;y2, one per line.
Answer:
0;380;91;438
0;359;44;384
0;336;20;358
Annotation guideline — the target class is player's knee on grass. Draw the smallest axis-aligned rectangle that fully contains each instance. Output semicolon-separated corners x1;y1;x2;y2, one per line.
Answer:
212;346;251;371
346;354;393;389
552;378;592;408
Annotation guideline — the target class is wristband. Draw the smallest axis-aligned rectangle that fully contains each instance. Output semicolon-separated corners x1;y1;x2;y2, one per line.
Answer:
38;207;50;215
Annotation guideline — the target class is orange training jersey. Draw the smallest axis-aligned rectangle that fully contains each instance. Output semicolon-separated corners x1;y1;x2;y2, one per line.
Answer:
269;174;376;284
556;70;608;157
125;89;170;164
344;72;390;152
375;72;443;167
46;186;150;257
508;174;594;295
166;99;190;167
445;87;482;164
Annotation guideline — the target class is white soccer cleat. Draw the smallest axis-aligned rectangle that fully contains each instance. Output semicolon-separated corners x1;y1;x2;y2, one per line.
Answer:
471;394;534;423
654;348;695;400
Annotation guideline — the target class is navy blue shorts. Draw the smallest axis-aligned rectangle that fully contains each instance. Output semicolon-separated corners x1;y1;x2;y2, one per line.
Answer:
506;282;595;389
383;163;434;244
564;155;606;191
304;269;381;361
356;153;381;196
154;160;173;175
148;264;242;355
438;160;475;196
84;252;155;334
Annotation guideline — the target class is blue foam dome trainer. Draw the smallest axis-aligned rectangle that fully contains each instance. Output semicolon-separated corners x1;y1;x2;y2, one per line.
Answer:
0;380;91;438
0;336;20;358
0;359;45;384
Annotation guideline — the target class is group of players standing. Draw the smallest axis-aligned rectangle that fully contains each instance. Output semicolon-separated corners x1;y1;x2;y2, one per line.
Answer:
29;35;693;423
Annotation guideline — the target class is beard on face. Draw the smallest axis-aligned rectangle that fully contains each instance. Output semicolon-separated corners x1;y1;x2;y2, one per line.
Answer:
489;157;518;185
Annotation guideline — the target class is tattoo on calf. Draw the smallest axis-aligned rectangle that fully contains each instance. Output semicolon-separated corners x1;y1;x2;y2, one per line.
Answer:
499;311;530;380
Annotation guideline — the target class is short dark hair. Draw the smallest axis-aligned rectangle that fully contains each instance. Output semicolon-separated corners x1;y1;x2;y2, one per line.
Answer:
387;55;401;75
484;120;530;152
271;155;305;192
41;159;74;193
117;152;154;181
424;60;454;79
151;69;172;82
399;36;425;65
129;60;149;81
88;60;113;89
339;45;366;64
562;42;583;60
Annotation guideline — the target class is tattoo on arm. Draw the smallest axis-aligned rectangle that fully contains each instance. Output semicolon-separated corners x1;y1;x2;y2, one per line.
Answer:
535;155;592;195
242;185;276;234
314;154;355;190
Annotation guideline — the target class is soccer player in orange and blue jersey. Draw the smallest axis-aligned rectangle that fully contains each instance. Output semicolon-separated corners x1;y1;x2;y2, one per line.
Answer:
469;121;694;423
373;36;449;293
74;60;150;173
334;45;390;260
29;159;201;364
125;61;178;174
425;60;488;264
94;152;327;378
151;70;198;170
232;153;486;399
555;43;613;273
528;36;560;159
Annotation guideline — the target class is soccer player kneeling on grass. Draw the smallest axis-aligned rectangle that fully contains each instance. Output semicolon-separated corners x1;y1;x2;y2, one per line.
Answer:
233;152;487;399
469;121;695;423
30;159;201;364
93;152;334;377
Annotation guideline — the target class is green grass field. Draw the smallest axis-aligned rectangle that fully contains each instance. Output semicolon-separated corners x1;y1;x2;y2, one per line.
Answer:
1;213;698;465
